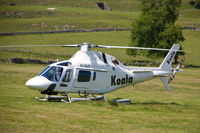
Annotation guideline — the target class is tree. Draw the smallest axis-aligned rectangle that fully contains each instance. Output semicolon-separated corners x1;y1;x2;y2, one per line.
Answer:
128;0;185;63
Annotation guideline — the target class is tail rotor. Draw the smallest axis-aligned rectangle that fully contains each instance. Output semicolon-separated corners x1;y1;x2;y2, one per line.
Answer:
168;58;184;83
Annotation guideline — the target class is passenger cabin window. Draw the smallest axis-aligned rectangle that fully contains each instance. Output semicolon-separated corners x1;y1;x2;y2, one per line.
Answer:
62;70;72;82
77;70;91;82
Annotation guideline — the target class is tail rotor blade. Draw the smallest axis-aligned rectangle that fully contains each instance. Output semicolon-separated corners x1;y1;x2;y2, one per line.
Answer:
176;57;185;70
179;58;184;67
168;70;176;83
168;77;173;83
168;74;175;83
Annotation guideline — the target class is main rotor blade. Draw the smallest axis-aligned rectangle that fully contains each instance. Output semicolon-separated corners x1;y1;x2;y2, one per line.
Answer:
97;45;171;51
62;44;80;47
0;43;183;52
0;45;63;48
0;44;80;48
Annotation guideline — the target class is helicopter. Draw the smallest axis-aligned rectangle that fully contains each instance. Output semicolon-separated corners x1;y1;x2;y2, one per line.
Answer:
0;42;184;103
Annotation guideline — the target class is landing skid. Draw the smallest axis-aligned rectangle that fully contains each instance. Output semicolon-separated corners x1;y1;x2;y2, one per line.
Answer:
61;95;105;103
35;95;66;102
35;94;106;103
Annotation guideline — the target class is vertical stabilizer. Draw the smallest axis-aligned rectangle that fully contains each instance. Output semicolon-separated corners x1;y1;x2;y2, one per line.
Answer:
159;44;180;71
160;77;171;90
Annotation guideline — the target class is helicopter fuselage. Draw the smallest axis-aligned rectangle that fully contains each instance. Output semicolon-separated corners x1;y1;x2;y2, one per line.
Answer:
26;50;155;95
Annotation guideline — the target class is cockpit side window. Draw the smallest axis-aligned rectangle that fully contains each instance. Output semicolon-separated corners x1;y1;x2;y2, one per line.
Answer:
62;70;72;82
41;66;63;82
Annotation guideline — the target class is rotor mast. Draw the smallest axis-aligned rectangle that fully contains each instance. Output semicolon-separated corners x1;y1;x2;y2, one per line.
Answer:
81;42;90;52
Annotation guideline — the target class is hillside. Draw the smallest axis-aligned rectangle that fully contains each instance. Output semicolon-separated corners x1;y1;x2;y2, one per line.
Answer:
0;0;199;33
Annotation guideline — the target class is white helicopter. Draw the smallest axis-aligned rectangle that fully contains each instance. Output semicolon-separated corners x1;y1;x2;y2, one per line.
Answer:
1;42;184;103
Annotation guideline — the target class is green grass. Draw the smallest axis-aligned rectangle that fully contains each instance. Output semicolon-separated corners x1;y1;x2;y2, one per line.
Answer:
0;64;199;133
179;0;200;28
181;30;200;66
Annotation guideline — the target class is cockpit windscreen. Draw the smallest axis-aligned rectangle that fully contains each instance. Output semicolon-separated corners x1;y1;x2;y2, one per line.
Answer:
39;66;63;82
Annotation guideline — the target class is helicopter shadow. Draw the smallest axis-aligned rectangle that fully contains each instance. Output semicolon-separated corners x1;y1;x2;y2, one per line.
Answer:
109;98;180;107
130;101;179;106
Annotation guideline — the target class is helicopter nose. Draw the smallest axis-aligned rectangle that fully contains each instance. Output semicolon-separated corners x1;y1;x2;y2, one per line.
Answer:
26;76;53;91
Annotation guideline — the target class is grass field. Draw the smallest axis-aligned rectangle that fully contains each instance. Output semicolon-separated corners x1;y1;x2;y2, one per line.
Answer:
0;64;199;133
0;0;200;133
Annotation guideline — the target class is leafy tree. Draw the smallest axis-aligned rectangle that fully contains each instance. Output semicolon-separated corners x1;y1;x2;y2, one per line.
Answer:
128;0;185;63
